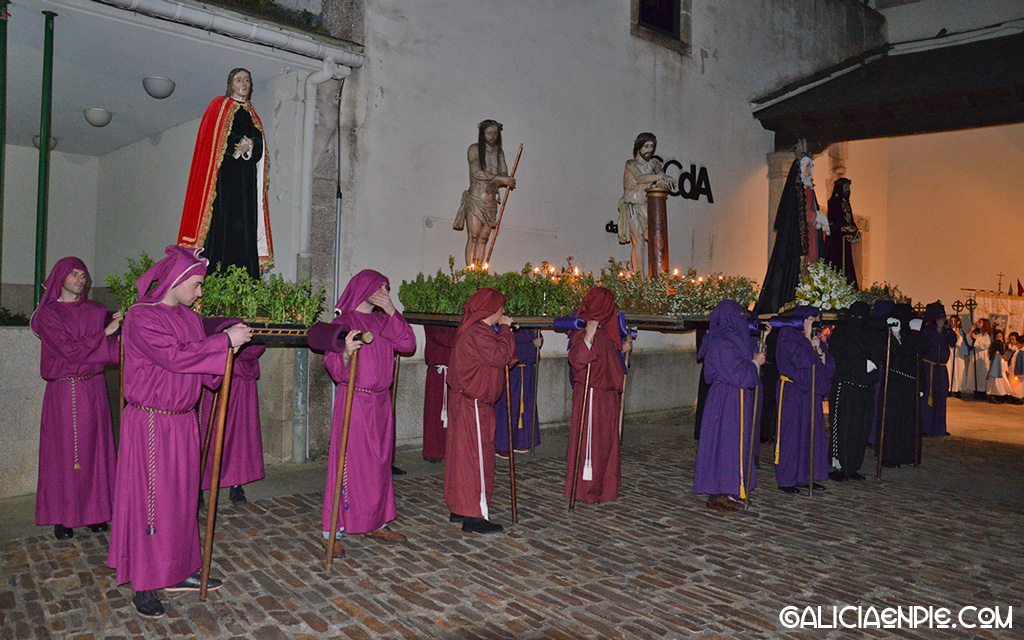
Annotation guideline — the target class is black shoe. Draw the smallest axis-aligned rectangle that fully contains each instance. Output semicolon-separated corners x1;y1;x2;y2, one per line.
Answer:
423;456;443;463
778;486;800;494
53;524;73;540
448;512;467;524
88;522;109;533
848;472;866;481
229;485;247;506
131;591;165;619
797;482;828;491
462;517;503;534
828;471;847;482
391;465;407;476
165;571;223;593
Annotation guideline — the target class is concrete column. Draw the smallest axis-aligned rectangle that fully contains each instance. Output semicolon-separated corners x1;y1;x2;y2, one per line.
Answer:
766;151;796;258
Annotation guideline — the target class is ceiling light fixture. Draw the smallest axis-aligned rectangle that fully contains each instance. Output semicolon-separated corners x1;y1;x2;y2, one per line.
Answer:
143;76;175;99
83;108;113;127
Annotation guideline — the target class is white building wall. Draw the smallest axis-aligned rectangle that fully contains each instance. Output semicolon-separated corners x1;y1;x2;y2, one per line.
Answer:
1;145;98;310
880;0;1024;42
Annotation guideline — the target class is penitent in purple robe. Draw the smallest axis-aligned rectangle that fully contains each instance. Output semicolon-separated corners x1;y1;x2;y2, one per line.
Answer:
33;298;119;528
919;324;955;437
107;302;229;591
494;329;541;453
320;273;416;535
199;344;266;489
774;319;834;488
693;300;760;500
422;325;456;460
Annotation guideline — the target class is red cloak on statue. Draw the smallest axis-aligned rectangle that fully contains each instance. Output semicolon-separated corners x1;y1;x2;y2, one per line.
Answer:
177;96;273;273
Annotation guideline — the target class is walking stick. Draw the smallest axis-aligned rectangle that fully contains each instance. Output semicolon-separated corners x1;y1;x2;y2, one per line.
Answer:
390;354;402;473
118;337;125;417
200;349;235;601
618;353;630;443
744;327;768;510
809;363;816;498
876;330;893;481
505;367;518;523
567;363;592;512
914;355;922;467
325;349;360;567
530;340;541;457
483;144;523;265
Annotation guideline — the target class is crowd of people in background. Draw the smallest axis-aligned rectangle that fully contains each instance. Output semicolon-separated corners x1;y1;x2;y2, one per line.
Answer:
946;315;1024;404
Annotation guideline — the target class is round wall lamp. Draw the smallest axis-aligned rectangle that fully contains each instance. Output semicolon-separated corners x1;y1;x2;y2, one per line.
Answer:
143;76;175;99
83;108;113;127
32;135;58;151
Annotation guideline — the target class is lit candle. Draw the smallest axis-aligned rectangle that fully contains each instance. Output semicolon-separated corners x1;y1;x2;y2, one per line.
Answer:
672;268;679;276
483;262;489;270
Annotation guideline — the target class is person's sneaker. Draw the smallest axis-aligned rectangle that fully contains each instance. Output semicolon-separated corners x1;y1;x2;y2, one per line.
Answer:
229;485;247;506
88;522;109;533
131;591;164;619
461;517;503;534
53;524;73;540
165;571;223;592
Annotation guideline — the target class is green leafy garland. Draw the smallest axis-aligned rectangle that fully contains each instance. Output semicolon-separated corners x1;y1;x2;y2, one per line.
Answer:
106;253;325;327
398;256;759;316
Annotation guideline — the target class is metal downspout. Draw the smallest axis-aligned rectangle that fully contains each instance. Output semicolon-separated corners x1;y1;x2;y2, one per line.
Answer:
32;11;55;307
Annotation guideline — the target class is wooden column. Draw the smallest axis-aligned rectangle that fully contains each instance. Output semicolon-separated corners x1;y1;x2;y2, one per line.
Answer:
645;187;669;277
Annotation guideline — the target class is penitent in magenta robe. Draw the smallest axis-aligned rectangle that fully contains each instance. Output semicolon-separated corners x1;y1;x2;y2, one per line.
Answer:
199;344;267;489
422;325;456;460
444;322;517;519
563;329;624;504
321;311;415;534
774;324;834;488
107;304;229;591
34;300;119;528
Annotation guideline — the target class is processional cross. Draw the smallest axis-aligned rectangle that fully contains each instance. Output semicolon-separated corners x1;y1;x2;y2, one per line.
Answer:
997;272;1005;291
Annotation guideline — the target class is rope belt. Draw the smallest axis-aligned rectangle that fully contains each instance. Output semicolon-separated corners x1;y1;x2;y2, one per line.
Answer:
739;388;747;500
126;403;192;535
56;373;98;381
53;375;101;470
922;359;940;406
775;375;793;465
435;365;449;429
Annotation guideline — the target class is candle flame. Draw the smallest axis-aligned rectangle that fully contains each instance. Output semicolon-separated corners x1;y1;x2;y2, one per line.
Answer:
483;262;489;270
672;268;679;276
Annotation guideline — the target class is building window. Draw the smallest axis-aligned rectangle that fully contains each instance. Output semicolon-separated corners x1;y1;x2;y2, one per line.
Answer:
631;0;691;56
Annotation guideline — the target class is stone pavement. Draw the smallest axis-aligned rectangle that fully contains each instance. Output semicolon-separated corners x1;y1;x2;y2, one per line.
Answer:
2;411;1022;639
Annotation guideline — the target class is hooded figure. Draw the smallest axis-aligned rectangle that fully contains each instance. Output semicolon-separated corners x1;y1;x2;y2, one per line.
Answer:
32;257;121;539
494;328;542;455
422;324;457;461
876;303;925;467
564;288;629;505
107;245;249;619
822;178;859;288
444;288;517;533
320;269;415;548
694;300;763;511
919;302;956;436
774;306;834;491
827;301;885;480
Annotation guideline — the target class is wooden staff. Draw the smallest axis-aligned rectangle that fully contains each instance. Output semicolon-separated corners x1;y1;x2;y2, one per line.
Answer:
914;355;922;467
390;354;401;471
744;327;768;510
199;388;220;483
325;349;360;567
617;352;630;443
483;144;524;265
200;349;235;601
567;363;592;512
876;330;893;481
118;338;125;417
504;367;518;523
808;363;816;498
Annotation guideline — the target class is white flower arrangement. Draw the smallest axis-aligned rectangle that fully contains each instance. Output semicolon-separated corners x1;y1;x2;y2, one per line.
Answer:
794;260;857;310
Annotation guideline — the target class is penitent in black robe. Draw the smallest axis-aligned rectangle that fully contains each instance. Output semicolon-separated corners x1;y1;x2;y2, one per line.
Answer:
204;107;264;279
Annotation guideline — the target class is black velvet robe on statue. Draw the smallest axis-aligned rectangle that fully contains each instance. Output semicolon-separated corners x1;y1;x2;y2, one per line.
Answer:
878;305;925;466
204;107;264;279
754;159;808;315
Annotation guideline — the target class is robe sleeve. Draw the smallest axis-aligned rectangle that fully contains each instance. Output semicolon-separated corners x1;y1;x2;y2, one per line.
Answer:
705;337;760;390
129;313;230;376
381;312;417;354
472;325;517;368
776;330;821;389
568;332;597;369
37;308;119;367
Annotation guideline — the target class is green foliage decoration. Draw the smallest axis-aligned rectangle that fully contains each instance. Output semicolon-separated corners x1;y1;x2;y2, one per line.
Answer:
106;254;325;326
0;306;30;326
398;256;759;317
856;281;909;306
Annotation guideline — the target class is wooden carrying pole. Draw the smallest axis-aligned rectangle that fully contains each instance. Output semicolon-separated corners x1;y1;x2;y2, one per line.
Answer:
200;349;235;601
484;144;523;265
567;363;592;512
530;342;541;457
876;330;893;480
325;349;360;567
617;353;630;443
390;354;401;469
504;367;518;522
808;363;816;498
744;329;767;510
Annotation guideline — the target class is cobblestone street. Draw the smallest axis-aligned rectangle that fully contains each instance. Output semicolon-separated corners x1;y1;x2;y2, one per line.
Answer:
2;412;1022;639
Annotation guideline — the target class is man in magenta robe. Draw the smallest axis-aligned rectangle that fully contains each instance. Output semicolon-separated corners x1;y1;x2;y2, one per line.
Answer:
444;287;517;534
107;246;252;619
198;342;266;506
694;300;765;511
32;257;122;540
422;324;456;462
321;270;416;555
774;306;834;492
564;288;631;504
